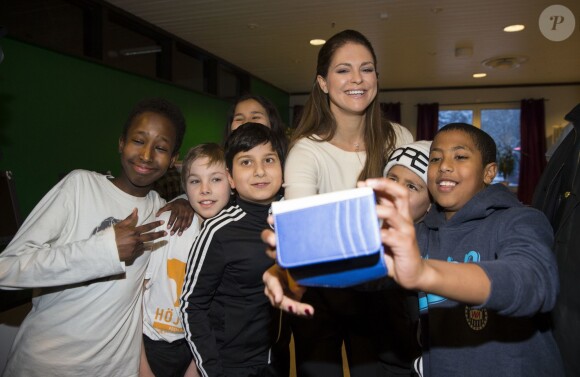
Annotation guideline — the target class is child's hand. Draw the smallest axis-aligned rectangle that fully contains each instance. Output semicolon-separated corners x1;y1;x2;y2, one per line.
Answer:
358;178;425;290
114;209;166;262
156;198;194;236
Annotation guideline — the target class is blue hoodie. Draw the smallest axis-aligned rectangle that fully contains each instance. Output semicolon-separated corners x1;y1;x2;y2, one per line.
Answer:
416;184;564;376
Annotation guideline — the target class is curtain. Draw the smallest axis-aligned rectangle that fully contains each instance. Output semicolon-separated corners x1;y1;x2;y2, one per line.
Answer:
416;103;439;140
380;102;401;124
518;98;546;204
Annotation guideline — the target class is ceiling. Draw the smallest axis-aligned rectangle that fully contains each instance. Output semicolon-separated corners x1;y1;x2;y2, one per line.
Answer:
104;0;579;94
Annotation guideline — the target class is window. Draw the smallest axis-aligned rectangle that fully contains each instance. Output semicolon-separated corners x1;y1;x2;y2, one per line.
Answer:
0;0;85;57
1;0;265;100
438;110;472;128
439;104;521;186
103;14;160;80
173;44;204;92
218;65;241;100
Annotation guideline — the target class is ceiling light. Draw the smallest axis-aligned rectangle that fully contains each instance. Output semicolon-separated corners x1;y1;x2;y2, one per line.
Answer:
473;73;487;78
119;45;162;56
482;56;528;70
503;24;525;32
310;39;326;46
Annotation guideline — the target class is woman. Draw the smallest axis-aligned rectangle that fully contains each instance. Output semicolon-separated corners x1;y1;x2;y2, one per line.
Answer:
284;29;414;377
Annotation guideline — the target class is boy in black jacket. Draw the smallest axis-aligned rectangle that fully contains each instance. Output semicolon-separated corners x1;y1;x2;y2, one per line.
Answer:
180;123;287;377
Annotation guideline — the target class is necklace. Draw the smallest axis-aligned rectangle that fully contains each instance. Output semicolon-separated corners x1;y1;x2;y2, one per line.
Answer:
353;141;364;168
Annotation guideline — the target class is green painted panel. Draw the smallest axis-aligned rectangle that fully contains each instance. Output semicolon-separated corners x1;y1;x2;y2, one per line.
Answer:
0;39;288;217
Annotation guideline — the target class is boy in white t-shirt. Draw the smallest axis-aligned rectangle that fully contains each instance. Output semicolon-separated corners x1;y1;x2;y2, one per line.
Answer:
140;143;231;377
1;98;192;377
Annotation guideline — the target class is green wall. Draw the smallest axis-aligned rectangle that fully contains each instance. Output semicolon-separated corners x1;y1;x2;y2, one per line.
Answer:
0;38;289;217
251;78;290;124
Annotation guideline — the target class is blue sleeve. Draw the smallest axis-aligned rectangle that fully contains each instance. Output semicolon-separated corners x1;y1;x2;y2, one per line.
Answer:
180;227;226;377
479;207;558;317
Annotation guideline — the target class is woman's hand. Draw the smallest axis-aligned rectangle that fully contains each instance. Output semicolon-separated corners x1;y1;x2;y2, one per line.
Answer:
262;226;314;317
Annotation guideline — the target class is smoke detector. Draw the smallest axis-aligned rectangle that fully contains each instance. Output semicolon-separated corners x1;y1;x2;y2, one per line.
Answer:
481;56;528;70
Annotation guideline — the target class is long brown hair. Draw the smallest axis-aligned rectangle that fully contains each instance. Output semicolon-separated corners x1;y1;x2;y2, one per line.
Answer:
291;29;396;180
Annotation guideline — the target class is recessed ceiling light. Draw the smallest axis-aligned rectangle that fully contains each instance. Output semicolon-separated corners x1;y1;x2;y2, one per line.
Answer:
473;73;487;78
482;56;528;70
503;24;525;32
310;39;326;46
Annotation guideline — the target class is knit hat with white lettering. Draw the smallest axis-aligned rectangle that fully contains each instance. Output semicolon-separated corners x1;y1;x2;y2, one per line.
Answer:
383;140;432;184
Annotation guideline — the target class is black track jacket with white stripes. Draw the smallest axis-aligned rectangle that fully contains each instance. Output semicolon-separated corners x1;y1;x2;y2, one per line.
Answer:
180;197;279;377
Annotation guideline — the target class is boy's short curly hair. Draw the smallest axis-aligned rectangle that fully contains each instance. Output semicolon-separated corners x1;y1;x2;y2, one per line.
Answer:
123;98;186;154
224;122;286;172
437;123;497;166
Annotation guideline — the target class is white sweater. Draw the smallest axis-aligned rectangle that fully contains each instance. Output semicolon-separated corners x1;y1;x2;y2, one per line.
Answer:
284;123;413;199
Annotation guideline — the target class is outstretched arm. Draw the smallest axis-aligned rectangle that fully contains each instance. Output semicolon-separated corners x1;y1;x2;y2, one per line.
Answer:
359;178;491;306
1;175;126;289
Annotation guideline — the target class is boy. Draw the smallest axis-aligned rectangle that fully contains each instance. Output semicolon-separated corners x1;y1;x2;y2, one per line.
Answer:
384;140;432;223
180;123;287;377
371;140;432;376
2;98;188;377
362;123;563;376
141;143;231;377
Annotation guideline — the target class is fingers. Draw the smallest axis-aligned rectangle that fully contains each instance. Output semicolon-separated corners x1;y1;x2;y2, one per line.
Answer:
166;210;178;233
170;214;193;236
139;229;168;243
117;208;139;228
263;266;285;305
263;264;313;317
161;199;194;236
280;296;314;317
136;220;164;234
155;203;170;217
263;268;314;317
361;178;415;226
365;178;410;211
261;228;276;248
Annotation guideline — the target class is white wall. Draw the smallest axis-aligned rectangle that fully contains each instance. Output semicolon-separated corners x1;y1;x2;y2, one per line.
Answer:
290;85;580;147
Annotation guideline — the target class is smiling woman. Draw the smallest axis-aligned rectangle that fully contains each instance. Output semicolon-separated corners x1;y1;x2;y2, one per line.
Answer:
282;29;415;377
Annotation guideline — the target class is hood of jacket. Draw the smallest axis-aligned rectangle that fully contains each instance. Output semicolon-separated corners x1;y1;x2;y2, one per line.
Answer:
423;183;522;229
